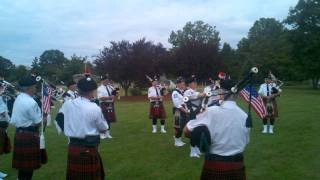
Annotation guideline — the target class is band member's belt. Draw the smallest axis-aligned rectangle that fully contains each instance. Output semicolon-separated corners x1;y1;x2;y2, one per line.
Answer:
69;135;100;147
16;126;39;133
0;121;9;128
205;153;244;162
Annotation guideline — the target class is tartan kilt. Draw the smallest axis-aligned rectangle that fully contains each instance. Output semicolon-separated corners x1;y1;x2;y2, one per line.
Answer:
12;131;41;170
201;160;246;180
0;128;11;155
67;144;105;180
173;109;188;129
100;102;116;123
149;102;166;119
263;99;279;118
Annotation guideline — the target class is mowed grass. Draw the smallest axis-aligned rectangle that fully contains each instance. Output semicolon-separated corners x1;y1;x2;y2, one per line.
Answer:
0;86;319;180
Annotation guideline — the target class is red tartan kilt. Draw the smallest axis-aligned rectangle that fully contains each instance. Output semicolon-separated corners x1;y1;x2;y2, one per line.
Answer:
67;145;105;180
12;131;41;170
201;160;246;180
0;128;11;155
149;102;166;119
263;99;279;118
100;102;116;123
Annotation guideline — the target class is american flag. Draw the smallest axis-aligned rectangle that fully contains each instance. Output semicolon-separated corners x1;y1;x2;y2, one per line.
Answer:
42;84;53;114
240;85;267;119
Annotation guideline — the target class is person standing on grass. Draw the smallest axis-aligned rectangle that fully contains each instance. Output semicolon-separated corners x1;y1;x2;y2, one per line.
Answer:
60;76;108;180
63;80;78;102
171;77;189;147
147;76;167;134
97;74;117;139
184;79;250;180
184;75;206;158
258;75;281;134
10;76;42;180
0;82;11;179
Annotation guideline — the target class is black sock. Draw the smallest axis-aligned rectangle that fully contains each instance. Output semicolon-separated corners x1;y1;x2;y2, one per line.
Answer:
263;118;268;125
160;119;165;125
270;118;275;125
175;128;182;138
152;118;157;125
18;170;33;180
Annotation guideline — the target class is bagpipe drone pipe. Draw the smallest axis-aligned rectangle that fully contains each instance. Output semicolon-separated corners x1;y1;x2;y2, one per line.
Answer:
0;80;18;117
185;67;259;154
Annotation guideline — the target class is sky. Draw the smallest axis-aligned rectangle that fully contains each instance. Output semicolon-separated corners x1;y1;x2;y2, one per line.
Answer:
0;0;299;65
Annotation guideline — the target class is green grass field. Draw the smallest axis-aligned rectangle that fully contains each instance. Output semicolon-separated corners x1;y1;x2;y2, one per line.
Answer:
1;86;319;180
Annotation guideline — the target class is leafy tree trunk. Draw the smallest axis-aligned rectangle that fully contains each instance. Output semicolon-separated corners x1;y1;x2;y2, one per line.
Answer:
312;77;319;89
121;80;131;96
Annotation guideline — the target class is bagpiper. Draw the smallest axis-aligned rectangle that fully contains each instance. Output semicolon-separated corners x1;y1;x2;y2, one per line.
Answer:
0;81;11;179
59;76;109;180
63;80;78;102
184;79;250;180
147;76;167;133
258;73;281;134
10;76;42;180
97;74;117;139
171;77;188;147
184;75;205;158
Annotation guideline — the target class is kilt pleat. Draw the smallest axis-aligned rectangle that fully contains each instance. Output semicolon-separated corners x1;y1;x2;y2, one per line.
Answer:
201;160;246;180
100;102;116;123
12;131;41;170
67;145;105;180
149;102;166;119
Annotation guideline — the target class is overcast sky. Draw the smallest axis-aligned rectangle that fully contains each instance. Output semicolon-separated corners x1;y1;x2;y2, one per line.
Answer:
0;0;298;65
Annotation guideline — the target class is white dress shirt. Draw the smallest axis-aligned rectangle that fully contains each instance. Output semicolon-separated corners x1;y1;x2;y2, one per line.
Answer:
171;88;185;109
184;88;200;100
60;97;108;138
10;93;42;127
203;85;216;94
187;101;250;156
64;90;78;102
97;84;114;102
148;86;162;102
0;96;10;122
258;83;277;97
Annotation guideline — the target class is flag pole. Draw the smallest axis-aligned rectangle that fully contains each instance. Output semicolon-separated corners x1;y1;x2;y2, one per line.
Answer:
246;74;253;128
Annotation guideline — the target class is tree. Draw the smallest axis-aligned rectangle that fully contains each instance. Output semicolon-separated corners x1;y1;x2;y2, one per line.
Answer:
169;21;220;48
11;65;30;82
95;39;169;96
236;18;292;81
60;54;87;83
38;50;67;81
285;0;320;89
31;57;41;74
0;56;15;80
168;21;223;81
95;40;135;96
220;43;240;79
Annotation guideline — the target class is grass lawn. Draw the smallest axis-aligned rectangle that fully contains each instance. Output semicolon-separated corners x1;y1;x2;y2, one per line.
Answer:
0;86;319;180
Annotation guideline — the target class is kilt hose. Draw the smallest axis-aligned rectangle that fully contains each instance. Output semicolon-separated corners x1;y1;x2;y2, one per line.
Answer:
67;144;105;180
201;154;246;180
0;127;11;154
173;109;188;129
12;131;41;170
263;99;278;118
100;102;116;123
149;101;166;120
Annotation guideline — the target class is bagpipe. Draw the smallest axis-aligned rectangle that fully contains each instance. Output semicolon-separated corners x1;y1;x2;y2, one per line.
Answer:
0;80;19;117
183;67;259;127
145;75;173;96
35;76;65;102
266;72;282;117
